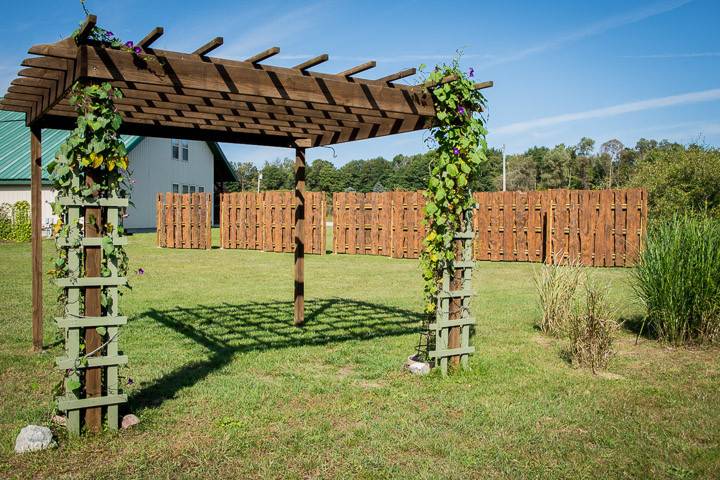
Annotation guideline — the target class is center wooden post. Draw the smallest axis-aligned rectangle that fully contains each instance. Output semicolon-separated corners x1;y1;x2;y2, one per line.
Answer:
294;139;310;326
30;126;43;352
84;171;103;433
448;224;464;367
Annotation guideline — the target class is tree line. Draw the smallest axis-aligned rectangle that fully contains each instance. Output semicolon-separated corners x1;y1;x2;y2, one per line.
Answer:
225;138;720;218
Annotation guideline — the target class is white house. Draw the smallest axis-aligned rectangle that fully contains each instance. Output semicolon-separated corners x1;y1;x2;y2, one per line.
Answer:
0;110;236;231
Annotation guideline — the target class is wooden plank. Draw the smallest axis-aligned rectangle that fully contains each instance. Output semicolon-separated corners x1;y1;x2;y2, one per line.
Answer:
580;190;593;266
83;171;102;433
30;127;42;352
502;191;514;261
568;190;580;263
84;46;436;117
57;394;127;412
293;54;329;71
515;191;528;262
339;61;376;77
598;190;613;267
625;189;641;265
377;67;416;83
139;27;164;49
165;192;173;247
206;192;213;249
614;189;627;266
294;147;306;326
174;193;182;248
182;194;191;248
245;47;280;64
156;193;164;247
193;37;224;56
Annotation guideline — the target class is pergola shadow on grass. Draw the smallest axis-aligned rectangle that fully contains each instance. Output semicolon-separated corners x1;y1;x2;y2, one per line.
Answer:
130;298;421;411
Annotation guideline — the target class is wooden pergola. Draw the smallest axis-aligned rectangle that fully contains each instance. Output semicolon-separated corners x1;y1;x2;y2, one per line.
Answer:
0;15;492;348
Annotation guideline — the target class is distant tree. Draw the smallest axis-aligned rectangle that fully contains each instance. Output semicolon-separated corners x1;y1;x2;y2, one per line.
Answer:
504;154;536;191
307;159;343;192
600;139;624;188
372;181;385;192
539;145;572;189
261;158;294;190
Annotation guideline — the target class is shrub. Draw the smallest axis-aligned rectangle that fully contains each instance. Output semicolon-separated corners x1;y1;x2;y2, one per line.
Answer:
629;144;720;219
534;257;583;336
10;201;32;242
0;203;11;241
566;280;618;373
633;215;720;345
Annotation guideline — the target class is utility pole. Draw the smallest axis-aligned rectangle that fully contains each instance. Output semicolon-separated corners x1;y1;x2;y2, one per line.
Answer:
502;144;507;192
257;172;263;193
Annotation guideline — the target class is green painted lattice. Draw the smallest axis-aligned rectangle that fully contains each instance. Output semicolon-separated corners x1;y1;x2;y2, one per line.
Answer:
54;187;128;434
428;210;476;375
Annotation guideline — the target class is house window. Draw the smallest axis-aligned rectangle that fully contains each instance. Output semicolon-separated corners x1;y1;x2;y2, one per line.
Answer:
198;186;205;193
182;185;189;194
171;139;180;160
190;186;196;193
181;140;189;161
172;183;179;193
172;139;189;161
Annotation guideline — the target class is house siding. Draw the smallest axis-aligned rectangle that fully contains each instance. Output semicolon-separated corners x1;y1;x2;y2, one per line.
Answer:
124;137;215;230
0;137;215;232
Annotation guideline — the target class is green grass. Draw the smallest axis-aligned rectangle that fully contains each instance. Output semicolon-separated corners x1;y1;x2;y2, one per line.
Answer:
1;232;719;479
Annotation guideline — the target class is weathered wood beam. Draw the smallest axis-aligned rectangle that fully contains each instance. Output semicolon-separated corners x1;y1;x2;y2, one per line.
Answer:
338;61;376;77
377;67;416;84
21;56;71;71
292;54;329;71
474;81;493;90
75;15;97;44
423;73;459;89
83;47;435;116
245;47;280;64
193;37;223;56
138;27;164;49
8;85;49;97
28;39;77;60
30;126;42;352
294;139;311;325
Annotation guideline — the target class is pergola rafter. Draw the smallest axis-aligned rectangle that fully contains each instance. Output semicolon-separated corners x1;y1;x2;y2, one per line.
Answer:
0;14;492;341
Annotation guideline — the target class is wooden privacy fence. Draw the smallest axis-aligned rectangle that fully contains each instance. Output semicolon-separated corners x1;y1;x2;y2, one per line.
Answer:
156;193;213;249
332;189;647;267
333;191;426;259
220;191;326;254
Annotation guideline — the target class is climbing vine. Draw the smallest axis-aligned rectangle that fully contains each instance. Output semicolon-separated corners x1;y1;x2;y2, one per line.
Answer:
419;57;488;313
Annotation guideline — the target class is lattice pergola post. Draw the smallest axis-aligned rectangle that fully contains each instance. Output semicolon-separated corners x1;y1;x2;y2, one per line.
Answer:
54;192;128;435
429;209;476;375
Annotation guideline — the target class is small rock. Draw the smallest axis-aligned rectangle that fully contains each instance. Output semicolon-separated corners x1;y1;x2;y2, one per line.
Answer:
15;425;55;454
405;355;431;376
51;415;66;427
121;414;140;429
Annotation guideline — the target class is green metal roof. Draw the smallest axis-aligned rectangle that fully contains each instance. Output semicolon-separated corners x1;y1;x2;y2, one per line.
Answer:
0;110;142;185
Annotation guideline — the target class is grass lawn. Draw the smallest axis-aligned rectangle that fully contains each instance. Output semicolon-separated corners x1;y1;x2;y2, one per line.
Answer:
1;231;718;479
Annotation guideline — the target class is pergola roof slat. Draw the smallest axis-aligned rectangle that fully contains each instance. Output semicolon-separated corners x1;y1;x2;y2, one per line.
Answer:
377;68;416;84
192;37;223;56
138;27;164;49
1;18;492;147
245;47;280;64
339;61;376;77
292;54;329;71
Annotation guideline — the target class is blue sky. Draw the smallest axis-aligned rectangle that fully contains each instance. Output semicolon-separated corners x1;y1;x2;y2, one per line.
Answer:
1;0;718;166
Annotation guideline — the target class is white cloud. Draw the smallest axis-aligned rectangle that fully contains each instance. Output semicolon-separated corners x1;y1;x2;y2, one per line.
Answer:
493;88;720;136
485;0;693;67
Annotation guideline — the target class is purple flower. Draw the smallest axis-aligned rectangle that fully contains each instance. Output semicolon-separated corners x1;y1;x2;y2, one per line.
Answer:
134;46;142;54
106;31;114;37
458;106;465;115
127;377;134;385
453;147;460;155
125;40;134;48
468;67;474;77
137;268;144;275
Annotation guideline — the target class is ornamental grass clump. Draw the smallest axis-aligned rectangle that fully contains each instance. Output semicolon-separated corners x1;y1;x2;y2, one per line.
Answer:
633;215;720;345
566;280;618;373
534;257;583;336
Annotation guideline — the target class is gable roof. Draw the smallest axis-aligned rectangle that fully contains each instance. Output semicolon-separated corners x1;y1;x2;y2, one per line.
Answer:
0;110;236;185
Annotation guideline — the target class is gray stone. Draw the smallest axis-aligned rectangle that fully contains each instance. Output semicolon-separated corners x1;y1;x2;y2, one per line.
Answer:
121;414;140;429
14;425;55;454
405;355;431;376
